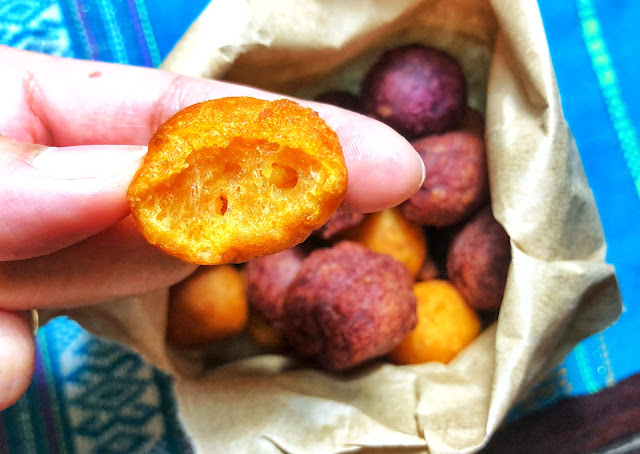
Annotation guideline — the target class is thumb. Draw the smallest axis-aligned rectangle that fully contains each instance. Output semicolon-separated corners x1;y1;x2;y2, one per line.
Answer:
0;137;147;261
0;310;35;410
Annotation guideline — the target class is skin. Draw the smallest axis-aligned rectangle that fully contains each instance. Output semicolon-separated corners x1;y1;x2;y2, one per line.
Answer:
0;45;425;409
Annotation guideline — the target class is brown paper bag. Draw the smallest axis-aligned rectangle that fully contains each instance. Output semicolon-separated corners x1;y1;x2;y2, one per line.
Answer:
46;0;623;452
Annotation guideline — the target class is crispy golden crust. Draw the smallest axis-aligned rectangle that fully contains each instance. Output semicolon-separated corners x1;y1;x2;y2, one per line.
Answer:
128;97;348;265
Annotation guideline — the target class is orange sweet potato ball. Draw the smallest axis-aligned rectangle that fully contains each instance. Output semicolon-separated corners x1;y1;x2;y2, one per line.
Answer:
246;311;288;352
343;208;427;278
167;265;248;349
390;279;481;365
128;97;348;265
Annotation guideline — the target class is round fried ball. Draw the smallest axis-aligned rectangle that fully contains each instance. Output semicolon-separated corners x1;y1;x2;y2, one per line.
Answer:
343;208;427;278
361;44;467;138
313;211;367;241
401;131;489;227
390;280;481;365
246;247;306;324
128;97;348;265
167;265;248;349
447;206;511;311
282;241;417;371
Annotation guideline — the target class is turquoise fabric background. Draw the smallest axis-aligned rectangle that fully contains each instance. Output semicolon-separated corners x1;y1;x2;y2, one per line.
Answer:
530;0;640;398
0;0;638;452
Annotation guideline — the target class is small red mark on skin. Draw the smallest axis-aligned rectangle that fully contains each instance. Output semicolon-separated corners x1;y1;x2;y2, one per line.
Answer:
88;71;102;78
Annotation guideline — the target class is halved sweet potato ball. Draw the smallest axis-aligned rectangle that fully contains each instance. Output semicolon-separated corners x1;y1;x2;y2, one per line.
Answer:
128;97;348;265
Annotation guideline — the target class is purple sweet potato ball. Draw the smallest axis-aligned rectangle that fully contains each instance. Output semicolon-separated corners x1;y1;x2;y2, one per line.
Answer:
246;247;307;324
447;206;511;311
312;211;366;240
282;241;417;371
361;44;467;138
401;131;489;227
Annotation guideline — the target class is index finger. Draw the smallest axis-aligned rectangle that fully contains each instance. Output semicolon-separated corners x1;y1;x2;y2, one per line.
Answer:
1;46;424;212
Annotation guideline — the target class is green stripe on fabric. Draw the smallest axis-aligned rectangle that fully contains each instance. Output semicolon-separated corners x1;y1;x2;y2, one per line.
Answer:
37;333;72;454
133;0;162;67
577;0;640;198
573;343;600;393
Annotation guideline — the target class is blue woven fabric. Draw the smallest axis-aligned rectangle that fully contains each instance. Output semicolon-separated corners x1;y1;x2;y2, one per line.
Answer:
0;1;205;452
511;0;640;416
0;0;638;452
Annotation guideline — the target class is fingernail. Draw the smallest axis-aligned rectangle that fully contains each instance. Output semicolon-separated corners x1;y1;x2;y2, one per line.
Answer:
30;310;39;337
31;144;147;180
418;153;426;187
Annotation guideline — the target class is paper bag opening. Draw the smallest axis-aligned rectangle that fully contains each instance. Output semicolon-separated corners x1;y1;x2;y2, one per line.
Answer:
48;0;622;453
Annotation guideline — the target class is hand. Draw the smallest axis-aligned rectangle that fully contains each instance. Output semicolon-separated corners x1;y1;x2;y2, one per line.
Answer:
0;45;424;409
